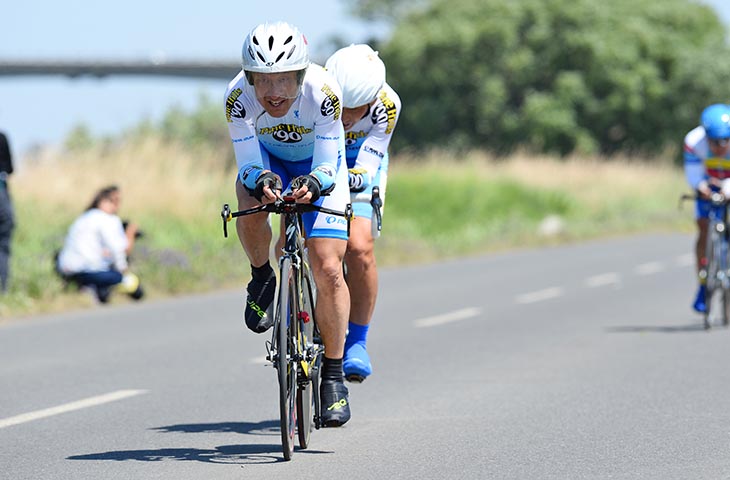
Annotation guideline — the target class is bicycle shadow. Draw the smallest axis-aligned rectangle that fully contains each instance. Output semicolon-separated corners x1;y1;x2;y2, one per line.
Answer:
67;420;333;465
605;321;708;334
151;420;279;436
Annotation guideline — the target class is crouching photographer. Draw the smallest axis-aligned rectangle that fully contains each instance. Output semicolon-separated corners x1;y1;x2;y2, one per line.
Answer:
56;185;144;304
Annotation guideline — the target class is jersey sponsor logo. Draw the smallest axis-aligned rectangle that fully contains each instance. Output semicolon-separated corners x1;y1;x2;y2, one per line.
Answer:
345;130;366;146
226;88;245;122
240;165;263;186
325;215;348;226
313;166;335;178
372;91;397;134
320;83;342;120
364;145;384;159
259;124;313;143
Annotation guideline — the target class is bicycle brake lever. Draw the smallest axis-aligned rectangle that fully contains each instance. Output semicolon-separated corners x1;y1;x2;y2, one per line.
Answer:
221;204;231;238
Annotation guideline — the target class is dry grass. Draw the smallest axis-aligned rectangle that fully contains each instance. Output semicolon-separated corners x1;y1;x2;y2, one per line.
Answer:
16;138;234;218
391;149;687;216
2;141;691;318
394;148;683;192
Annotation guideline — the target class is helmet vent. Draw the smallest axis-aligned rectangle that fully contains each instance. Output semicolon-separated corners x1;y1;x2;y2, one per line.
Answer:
241;22;310;73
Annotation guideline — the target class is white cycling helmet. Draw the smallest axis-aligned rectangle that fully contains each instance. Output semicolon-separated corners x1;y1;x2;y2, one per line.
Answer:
325;44;386;108
242;21;309;82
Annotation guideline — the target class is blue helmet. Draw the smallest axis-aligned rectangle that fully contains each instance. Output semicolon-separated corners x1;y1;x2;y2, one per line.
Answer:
701;104;730;139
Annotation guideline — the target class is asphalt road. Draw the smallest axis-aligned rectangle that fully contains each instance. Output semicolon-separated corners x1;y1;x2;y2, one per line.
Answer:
2;232;727;480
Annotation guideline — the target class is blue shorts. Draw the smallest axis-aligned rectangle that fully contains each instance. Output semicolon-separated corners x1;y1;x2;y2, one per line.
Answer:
259;148;350;241
696;198;711;220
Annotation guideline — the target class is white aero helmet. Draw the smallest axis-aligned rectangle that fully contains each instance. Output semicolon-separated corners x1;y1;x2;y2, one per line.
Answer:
242;21;309;83
325;44;386;108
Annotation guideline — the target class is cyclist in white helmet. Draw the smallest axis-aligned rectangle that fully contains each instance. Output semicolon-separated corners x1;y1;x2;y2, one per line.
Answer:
325;44;402;383
225;21;351;426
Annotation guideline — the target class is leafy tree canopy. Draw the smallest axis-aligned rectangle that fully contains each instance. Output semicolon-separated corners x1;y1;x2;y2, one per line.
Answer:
371;0;730;156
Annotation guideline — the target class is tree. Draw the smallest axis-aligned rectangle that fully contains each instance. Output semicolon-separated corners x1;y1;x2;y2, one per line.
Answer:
343;0;426;22
375;0;730;156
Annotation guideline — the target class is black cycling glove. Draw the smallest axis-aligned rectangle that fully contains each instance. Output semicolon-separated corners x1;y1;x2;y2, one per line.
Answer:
291;174;323;203
252;171;282;202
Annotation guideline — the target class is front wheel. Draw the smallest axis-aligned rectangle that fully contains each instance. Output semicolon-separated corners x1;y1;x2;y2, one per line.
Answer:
276;257;297;461
296;264;317;448
704;227;721;329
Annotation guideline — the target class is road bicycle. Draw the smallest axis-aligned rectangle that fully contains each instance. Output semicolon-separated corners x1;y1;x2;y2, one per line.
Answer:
221;196;351;460
681;190;730;329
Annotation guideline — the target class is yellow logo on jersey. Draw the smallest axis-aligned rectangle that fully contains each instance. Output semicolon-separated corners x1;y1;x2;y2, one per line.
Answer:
258;124;313;143
705;157;730;171
376;91;397;134
320;84;342;120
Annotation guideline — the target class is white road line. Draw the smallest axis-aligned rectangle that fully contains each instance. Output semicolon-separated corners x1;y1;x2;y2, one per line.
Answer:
634;262;665;275
585;272;621;288
414;307;481;328
674;254;694;267
0;389;147;429
515;287;564;304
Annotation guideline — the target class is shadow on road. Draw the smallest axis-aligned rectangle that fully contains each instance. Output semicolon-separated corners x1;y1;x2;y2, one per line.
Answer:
151;420;279;436
605;322;708;333
67;419;333;464
67;443;331;464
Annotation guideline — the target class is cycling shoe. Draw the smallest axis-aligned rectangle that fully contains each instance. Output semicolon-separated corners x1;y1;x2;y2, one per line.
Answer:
343;343;372;383
693;284;707;314
320;379;351;427
244;273;276;333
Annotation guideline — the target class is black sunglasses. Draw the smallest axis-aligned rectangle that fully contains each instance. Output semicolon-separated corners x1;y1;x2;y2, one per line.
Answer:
710;138;730;147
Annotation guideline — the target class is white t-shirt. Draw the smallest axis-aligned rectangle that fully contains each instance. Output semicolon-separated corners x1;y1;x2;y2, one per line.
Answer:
57;209;129;273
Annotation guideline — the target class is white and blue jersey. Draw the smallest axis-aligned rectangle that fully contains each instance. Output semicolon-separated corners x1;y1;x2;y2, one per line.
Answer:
684;125;730;219
344;82;401;219
225;64;349;240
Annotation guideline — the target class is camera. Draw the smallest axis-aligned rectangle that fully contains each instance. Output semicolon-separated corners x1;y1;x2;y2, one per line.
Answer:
122;220;144;239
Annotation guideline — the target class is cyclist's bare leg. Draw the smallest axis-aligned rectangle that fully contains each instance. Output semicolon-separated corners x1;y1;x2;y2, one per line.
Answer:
274;216;285;261
344;217;378;328
235;180;271;267
306;236;350;358
697;217;709;274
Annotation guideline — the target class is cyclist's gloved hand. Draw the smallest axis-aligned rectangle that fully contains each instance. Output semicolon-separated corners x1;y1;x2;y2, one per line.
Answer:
253;171;282;202
348;168;369;192
291;174;323;203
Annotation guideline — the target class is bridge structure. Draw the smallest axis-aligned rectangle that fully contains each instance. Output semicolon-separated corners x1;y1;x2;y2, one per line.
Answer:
0;59;242;80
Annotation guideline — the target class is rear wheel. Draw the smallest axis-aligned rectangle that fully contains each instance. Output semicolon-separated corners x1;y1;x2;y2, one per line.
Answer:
276;258;297;461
